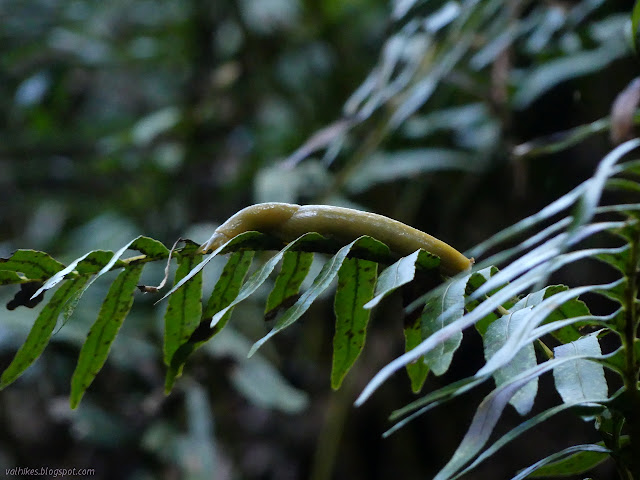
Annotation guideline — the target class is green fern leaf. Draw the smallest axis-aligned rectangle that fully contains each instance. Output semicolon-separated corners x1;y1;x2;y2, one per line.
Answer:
553;332;608;404
421;275;468;376
249;236;388;357
164;250;254;393
203;250;255;334
403;316;430;394
73;250;124;274
0;271;29;285
483;308;538;416
331;257;377;389
69;263;144;409
165;232;332;392
129;235;171;260
207;233;328;335
163;242;203;367
533;285;591;343
0;277;89;389
465;266;503;336
52;251;126;322
364;249;440;310
595;244;630;274
35;235;167;300
0;250;65;281
632;0;640;53
528;441;617;478
265;251;314;319
515;444;612;480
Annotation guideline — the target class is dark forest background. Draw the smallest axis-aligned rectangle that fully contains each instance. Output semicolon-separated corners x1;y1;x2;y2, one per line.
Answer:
0;1;637;479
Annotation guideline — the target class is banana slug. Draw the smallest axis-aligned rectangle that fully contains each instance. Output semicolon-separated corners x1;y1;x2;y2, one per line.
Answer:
198;203;472;276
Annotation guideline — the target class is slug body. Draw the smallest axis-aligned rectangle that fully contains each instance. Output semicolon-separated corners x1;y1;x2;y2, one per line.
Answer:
199;203;472;276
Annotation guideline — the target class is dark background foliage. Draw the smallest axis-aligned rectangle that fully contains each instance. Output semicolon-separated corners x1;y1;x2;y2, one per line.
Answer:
0;0;637;478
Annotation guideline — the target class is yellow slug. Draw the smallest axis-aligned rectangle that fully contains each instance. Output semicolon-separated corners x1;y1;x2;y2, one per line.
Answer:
198;203;472;276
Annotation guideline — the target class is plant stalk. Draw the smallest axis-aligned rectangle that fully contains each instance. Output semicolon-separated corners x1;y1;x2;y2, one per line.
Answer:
620;226;640;479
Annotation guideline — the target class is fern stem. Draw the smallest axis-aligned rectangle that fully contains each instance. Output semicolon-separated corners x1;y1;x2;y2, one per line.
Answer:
620;225;640;478
512;112;640;160
309;377;355;480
